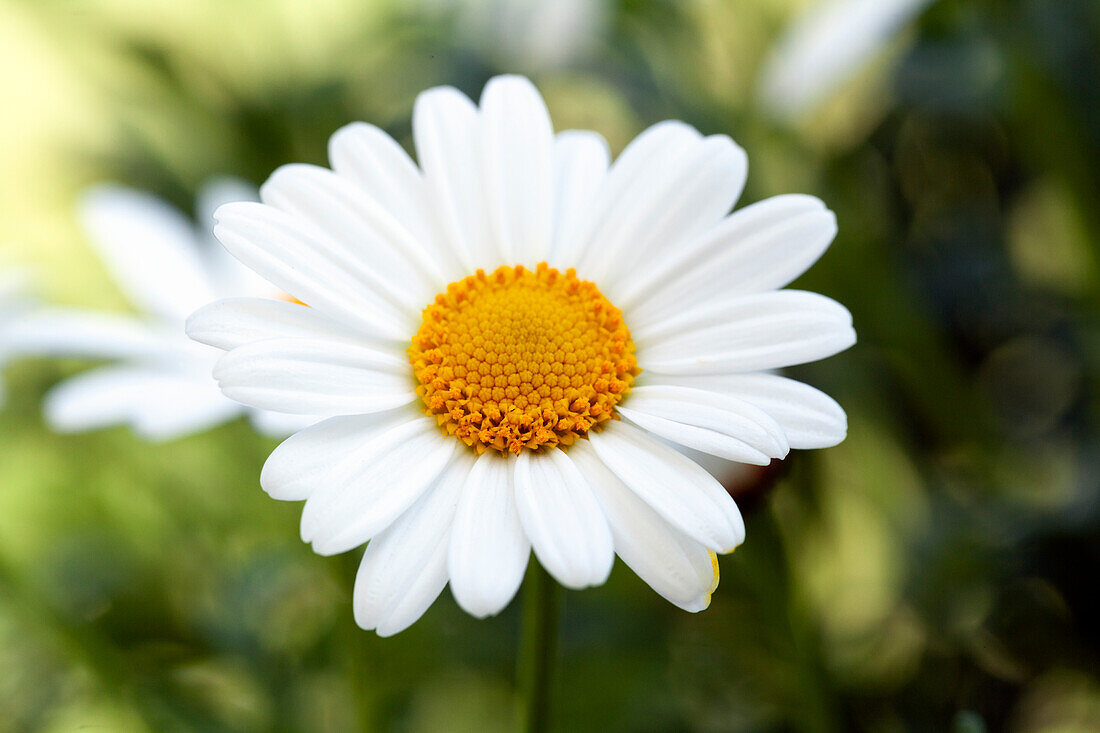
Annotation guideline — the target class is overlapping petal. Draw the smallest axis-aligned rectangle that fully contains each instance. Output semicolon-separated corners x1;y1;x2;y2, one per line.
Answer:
212;337;415;416
354;451;475;636
588;422;745;554
214;201;414;341
619;194;836;320
448;452;531;617
617;385;789;464
515;450;614;589
570;441;719;612
186;297;362;352
299;416;457;555
642;373;847;449
636;290;855;375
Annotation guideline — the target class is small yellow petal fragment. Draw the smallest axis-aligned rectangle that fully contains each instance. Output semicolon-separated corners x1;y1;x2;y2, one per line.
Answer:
409;264;638;455
703;551;721;608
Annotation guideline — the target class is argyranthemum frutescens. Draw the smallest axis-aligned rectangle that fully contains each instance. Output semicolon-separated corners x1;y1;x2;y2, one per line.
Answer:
186;75;855;636
8;180;314;440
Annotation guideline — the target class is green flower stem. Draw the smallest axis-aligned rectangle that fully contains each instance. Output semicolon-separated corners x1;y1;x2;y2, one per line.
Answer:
517;559;561;733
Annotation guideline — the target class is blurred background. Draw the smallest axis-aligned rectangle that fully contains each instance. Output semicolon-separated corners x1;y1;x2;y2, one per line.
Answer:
2;0;1099;730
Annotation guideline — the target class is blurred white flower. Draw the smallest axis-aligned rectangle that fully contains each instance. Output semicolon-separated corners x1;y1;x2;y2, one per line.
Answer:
427;0;610;71
187;75;854;635
758;0;933;120
0;271;34;409
8;180;314;441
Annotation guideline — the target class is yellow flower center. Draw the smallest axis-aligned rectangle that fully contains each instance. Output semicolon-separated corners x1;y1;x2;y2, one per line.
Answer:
409;263;639;455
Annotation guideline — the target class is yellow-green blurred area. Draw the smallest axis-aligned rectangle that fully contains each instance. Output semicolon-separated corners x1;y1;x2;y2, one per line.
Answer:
2;0;1100;730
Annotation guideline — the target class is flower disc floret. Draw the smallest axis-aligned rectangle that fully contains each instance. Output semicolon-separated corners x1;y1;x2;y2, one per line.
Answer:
409;263;639;455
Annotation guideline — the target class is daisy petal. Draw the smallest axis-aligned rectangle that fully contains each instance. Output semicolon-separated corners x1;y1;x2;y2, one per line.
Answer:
45;366;239;441
448;452;530;618
261;163;444;307
8;309;184;361
300;417;458;555
643;373;847;449
637;290;856;375
620;194;836;319
570;441;719;612
617;385;789;464
261;409;416;501
480;75;555;266
213;202;412;341
327;122;438;254
588;422;745;553
212;337;415;416
354;451;475;636
549;130;610;268
413;85;492;276
514;450;614;589
577;125;749;295
186;297;360;351
80;186;216;320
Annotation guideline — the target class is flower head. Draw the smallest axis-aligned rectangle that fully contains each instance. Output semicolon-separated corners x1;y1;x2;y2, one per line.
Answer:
758;0;932;121
0;271;34;409
9;180;314;440
187;75;855;635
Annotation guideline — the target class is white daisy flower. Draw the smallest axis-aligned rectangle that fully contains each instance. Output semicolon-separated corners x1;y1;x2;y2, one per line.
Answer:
9;180;315;441
0;271;35;409
187;75;855;636
758;0;933;120
435;0;610;71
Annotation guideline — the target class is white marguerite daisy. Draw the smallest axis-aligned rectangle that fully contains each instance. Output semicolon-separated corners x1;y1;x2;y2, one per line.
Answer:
0;271;34;409
758;0;933;120
186;75;855;636
434;0;610;71
9;180;314;440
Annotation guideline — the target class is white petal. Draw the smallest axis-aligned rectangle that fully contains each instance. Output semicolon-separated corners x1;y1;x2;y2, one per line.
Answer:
354;451;476;636
260;164;444;308
575;125;748;295
413;85;494;276
300;416;457;555
212;337;415;416
758;0;932;120
327;122;442;262
548;130;610;268
588;422;745;553
569;441;719;612
617;385;789;464
514;450;613;589
620;194;836;320
8;309;184;361
260;408;416;501
213;202;412;341
644;373;847;450
79;186;216;320
448;452;530;617
44;365;240;440
479;75;555;266
186;297;362;352
637;290;856;375
194;178;281;300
